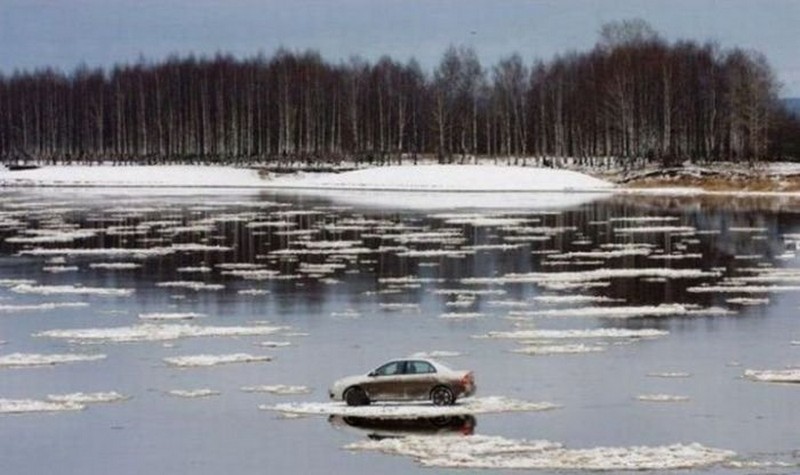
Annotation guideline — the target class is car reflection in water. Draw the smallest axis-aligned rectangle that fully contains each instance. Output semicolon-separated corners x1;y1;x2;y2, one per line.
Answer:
328;414;476;440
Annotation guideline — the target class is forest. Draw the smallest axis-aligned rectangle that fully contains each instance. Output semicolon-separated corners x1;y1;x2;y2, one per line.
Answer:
1;20;799;167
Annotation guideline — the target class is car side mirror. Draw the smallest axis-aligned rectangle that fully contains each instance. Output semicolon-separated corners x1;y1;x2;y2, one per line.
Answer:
367;371;376;377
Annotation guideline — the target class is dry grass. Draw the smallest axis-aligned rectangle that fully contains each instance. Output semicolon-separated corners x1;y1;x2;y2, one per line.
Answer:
625;174;800;192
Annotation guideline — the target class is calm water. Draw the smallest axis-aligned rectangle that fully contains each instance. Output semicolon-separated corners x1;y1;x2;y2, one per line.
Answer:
1;189;799;473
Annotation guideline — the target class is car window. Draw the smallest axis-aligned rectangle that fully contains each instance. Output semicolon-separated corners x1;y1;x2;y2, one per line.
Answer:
373;361;403;376
406;361;436;374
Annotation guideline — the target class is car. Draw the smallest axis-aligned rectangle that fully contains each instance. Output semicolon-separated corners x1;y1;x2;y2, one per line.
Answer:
329;358;475;406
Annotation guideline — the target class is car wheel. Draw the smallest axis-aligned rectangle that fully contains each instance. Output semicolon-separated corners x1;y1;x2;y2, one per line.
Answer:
431;386;454;406
344;387;369;406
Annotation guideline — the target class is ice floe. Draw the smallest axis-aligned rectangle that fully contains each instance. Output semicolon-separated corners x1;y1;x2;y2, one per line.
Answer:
636;394;691;403
241;385;311;395
263;396;559;418
647;372;692;378
164;353;272;367
89;262;142;270
156;281;225;291
166;389;221;398
511;304;732;319
345;435;735;470
0;302;89;312
512;344;606;355
463;268;718;285
743;369;800;383
11;284;133;297
0;398;84;414
0;353;106;367
37;323;286;343
46;391;127;404
480;328;669;340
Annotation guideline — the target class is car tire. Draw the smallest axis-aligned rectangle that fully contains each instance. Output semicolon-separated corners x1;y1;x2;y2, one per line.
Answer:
431;386;455;406
344;387;369;406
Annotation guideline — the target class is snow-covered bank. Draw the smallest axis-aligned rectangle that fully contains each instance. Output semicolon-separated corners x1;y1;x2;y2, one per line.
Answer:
0;165;266;188
267;165;614;192
0;164;614;192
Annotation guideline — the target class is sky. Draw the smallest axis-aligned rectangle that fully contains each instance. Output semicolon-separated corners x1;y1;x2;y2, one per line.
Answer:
1;0;798;96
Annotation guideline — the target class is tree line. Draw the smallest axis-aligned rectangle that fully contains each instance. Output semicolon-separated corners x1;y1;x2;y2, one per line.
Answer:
1;19;798;166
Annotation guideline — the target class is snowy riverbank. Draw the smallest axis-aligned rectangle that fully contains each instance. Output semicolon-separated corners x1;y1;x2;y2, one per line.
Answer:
0;164;615;192
0;165;267;188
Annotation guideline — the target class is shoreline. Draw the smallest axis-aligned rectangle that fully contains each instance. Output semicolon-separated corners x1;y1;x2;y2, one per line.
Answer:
3;162;800;197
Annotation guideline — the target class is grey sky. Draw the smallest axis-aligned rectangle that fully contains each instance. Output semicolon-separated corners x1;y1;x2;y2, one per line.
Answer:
2;0;798;96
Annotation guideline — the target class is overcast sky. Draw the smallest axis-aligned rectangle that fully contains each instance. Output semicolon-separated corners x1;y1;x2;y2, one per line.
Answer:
2;0;798;96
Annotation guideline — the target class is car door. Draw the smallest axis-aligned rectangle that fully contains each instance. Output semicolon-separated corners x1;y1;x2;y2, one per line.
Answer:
361;361;406;401
402;360;438;400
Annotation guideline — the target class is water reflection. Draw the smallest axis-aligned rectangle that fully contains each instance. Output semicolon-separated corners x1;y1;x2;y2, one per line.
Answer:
328;414;476;439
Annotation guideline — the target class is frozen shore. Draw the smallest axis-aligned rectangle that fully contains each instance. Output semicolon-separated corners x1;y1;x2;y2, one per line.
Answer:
0;164;614;192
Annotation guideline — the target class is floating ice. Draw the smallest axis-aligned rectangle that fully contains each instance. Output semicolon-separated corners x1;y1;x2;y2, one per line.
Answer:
647;372;692;378
0;398;84;414
89;262;142;270
0;302;89;312
0;353;106;367
263;396;558;418
636;394;691;403
614;226;696;234
481;328;669;340
344;435;735;470
46;391;127;404
512;344;606;355
511;304;732;319
725;297;769;305
463;268;718;285
42;265;79;273
440;312;484;319
238;289;271;296
744;369;800;383
241;385;311;395
5;229;98;244
11;284;133;297
156;281;225;291
164;353;272;367
688;285;800;293
19;248;173;257
37;323;286;343
532;295;623;304
166;389;221;398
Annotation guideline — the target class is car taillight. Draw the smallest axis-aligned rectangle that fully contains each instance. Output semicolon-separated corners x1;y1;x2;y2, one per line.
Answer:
460;372;474;386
